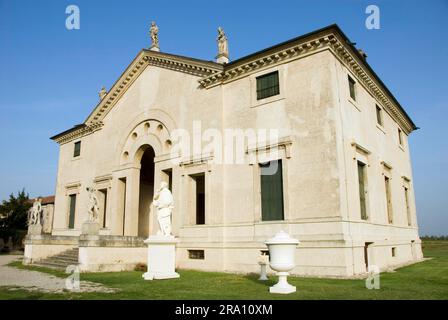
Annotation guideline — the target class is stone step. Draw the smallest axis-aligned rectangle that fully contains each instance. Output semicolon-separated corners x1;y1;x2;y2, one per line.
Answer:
53;254;78;260
32;248;80;270
40;258;78;265
34;261;77;270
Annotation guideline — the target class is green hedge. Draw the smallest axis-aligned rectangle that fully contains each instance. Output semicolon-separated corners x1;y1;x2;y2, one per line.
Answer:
0;228;27;250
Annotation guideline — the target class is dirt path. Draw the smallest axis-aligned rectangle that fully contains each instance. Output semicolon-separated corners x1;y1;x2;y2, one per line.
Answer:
0;255;115;293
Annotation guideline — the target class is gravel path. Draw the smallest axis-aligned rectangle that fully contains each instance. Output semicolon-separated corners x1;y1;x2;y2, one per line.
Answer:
0;255;116;294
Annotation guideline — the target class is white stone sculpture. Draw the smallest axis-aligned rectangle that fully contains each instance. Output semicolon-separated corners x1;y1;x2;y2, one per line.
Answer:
149;21;159;51
265;230;299;294
99;87;107;100
216;27;229;64
27;198;43;235
143;181;179;280
153;181;173;236
86;187;99;223
28;198;42;226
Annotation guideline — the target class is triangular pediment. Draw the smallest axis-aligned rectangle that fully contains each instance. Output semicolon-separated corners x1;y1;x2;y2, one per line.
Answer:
84;50;222;126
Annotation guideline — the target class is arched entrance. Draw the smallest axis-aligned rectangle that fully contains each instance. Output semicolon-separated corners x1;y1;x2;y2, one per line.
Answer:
138;145;155;237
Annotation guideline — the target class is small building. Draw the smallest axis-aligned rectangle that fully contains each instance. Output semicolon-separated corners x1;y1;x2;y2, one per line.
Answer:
24;24;423;277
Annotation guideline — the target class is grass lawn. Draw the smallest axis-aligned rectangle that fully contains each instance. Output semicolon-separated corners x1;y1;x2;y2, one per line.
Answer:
1;240;447;300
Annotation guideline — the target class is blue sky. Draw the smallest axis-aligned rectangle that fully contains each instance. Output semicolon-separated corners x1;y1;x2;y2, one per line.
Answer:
0;0;446;235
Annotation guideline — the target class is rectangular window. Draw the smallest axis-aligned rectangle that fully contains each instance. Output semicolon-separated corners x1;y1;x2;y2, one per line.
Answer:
260;160;284;221
376;105;383;126
398;128;403;146
357;161;368;220
391;247;397;257
385;176;393;224
99;189;108;228
73;141;81;157
192;174;205;225
364;242;373;270
118;177;127;235
348;75;356;101
68;194;76;229
162;169;173;191
188;250;205;260
404;187;411;226
256;71;280;100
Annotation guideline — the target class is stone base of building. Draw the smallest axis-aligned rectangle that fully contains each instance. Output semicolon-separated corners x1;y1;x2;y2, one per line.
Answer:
23;226;424;278
23;234;78;264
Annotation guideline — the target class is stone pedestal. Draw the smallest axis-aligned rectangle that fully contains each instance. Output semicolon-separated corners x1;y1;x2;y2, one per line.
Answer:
216;53;229;64
258;262;269;281
143;235;179;280
149;45;160;52
28;224;42;235
269;272;296;294
82;221;100;235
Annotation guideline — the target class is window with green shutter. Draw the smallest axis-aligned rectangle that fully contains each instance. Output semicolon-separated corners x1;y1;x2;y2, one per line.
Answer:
260;160;284;221
74;141;81;157
256;71;280;100
376;105;383;126
357;161;368;220
348;75;356;101
68;194;76;229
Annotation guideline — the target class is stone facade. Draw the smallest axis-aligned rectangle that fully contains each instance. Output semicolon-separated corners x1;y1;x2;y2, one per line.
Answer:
24;24;422;277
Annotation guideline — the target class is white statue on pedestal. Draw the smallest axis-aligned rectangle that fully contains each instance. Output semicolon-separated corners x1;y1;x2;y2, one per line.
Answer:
217;27;228;57
86;187;99;223
149;21;160;51
28;198;42;226
153;181;173;236
216;27;229;64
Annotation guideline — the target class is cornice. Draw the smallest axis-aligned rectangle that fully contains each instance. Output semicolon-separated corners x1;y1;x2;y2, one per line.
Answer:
53;50;222;145
52;122;103;145
53;26;416;146
85;50;222;127
327;33;415;134
199;31;415;135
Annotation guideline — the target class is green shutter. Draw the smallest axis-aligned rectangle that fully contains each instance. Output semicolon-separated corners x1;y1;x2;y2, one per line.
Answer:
357;162;367;220
348;76;356;101
74;141;81;157
68;194;76;229
256;71;280;100
260;160;284;221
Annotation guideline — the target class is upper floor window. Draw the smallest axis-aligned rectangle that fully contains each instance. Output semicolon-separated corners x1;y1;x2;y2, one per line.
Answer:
73;141;81;157
376;105;383;126
256;71;279;100
348;75;356;101
398;128;403;146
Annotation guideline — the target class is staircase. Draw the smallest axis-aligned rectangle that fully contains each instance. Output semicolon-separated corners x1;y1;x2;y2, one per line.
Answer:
33;248;79;270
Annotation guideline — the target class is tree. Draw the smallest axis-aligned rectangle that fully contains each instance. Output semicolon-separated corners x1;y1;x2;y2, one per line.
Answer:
0;189;31;230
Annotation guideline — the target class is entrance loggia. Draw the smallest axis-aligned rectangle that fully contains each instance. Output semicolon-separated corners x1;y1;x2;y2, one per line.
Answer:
138;145;155;238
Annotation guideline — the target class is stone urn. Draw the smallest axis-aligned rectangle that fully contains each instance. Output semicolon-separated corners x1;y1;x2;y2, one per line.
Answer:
265;230;299;294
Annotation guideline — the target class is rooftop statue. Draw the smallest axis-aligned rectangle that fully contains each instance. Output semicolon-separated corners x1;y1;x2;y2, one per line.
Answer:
217;27;228;57
149;21;159;51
